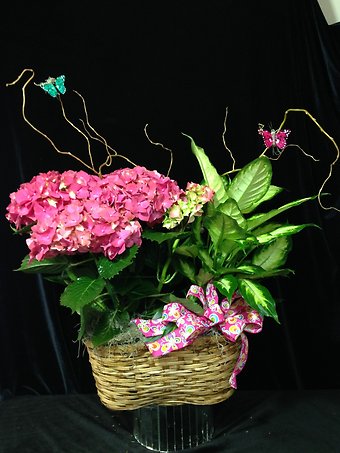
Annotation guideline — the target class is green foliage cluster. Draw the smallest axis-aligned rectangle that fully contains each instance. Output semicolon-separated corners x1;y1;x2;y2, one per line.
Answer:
18;137;317;346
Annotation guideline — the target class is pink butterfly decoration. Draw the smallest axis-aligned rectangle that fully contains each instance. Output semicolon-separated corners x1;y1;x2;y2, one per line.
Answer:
258;127;291;152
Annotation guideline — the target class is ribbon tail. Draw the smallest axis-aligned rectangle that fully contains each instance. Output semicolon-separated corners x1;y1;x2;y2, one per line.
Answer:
229;332;249;389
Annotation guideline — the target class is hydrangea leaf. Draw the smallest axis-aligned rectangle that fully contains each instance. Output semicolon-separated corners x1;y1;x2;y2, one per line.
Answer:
90;310;130;347
60;276;106;313
16;255;69;274
96;245;139;279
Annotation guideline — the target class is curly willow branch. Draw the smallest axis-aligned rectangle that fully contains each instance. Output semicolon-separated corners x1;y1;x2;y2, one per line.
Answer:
221;107;242;177
144;124;173;176
6;68;99;175
265;143;320;162
261;108;339;213
6;69;140;177
73;90;138;173
222;107;237;171
57;95;96;172
281;143;319;162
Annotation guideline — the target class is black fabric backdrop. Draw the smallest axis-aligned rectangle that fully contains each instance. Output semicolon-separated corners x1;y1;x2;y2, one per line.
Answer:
1;0;340;399
2;391;340;453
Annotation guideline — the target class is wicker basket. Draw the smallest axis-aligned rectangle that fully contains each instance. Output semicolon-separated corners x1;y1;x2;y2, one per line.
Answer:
85;333;241;411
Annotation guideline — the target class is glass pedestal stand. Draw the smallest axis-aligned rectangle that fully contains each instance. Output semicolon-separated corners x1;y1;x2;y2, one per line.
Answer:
133;404;214;452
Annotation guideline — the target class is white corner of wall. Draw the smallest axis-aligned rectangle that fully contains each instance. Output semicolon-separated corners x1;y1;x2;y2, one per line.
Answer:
317;0;340;25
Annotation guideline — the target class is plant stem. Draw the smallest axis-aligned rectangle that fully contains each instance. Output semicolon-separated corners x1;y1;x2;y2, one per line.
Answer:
68;257;95;267
157;239;180;293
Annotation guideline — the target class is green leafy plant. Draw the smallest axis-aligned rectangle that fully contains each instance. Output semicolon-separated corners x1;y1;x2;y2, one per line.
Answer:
11;135;318;346
7;69;338;348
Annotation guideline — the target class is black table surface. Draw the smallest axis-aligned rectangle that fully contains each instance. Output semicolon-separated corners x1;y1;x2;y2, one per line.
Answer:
1;390;340;453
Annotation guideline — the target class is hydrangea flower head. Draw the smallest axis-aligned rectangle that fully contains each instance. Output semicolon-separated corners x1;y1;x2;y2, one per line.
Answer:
6;167;184;262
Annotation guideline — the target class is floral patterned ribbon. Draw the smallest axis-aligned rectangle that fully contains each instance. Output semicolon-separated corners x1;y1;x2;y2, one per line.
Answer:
133;283;263;388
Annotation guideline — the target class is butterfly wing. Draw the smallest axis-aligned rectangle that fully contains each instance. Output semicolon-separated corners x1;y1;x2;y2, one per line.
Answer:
258;129;274;148
55;75;66;95
38;75;66;97
40;82;58;97
275;129;291;150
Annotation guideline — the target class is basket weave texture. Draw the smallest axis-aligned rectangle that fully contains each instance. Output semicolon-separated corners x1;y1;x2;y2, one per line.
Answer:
85;333;241;411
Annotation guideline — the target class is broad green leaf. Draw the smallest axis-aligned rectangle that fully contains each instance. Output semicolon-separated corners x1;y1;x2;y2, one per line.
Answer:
192;215;204;245
197;248;214;271
44;275;68;285
78;305;94;340
96;245;139;279
247;195;317;231
90;310;130;347
217;198;247;228
251;222;282;236
180;295;205;315
204;212;248;253
233;236;259;250
78;303;103;341
238;279;279;322
60;276;105;312
237;268;294;279
172;256;196;282
174;244;199;258
216;266;252;275
131;282;162;299
10;223;35;235
256;224;317;244
236;264;264;274
182;134;228;205
213;275;238;301
114;279;160;301
250;185;283;211
16;255;70;274
227;157;272;213
252;236;292;270
90;324;117;347
69;262;97;280
196;268;214;286
216;264;292;279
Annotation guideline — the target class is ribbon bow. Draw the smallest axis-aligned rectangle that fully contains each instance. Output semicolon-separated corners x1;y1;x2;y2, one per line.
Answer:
133;283;263;388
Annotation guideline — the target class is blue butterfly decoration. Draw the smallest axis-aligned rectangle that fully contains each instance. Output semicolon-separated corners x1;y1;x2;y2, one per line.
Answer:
38;75;66;97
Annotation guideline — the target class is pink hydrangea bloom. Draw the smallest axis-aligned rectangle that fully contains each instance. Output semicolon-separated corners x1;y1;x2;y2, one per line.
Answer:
6;166;183;262
6;170;61;229
98;166;183;223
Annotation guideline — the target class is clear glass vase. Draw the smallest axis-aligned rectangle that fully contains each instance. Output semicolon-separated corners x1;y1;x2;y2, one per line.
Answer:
132;404;214;452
